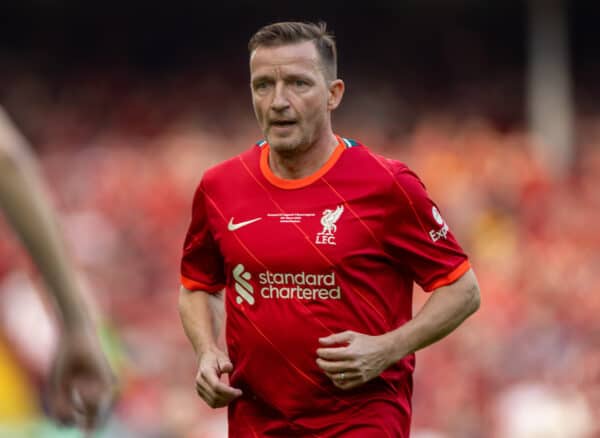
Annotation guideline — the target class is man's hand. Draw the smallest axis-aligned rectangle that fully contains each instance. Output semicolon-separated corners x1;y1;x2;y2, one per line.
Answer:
195;348;242;408
316;331;393;390
49;331;116;430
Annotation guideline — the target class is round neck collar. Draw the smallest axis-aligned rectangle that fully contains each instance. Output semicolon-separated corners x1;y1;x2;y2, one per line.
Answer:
259;136;345;190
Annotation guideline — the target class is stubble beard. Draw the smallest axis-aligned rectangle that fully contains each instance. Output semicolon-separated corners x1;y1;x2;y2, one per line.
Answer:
266;128;310;157
268;137;302;155
265;116;327;158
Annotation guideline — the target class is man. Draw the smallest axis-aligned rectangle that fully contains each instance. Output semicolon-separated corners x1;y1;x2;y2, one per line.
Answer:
179;21;480;437
0;106;115;430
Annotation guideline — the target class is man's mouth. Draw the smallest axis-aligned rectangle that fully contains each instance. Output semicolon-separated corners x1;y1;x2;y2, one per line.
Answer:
270;120;297;127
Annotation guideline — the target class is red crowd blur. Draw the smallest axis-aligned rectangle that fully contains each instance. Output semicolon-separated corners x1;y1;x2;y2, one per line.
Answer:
0;69;598;437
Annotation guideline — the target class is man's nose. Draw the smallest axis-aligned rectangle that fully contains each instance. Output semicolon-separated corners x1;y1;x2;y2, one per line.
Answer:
270;83;289;111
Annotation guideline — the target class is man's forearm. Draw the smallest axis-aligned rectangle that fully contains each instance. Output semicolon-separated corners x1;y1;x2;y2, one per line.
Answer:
385;269;480;363
178;286;224;358
0;108;91;331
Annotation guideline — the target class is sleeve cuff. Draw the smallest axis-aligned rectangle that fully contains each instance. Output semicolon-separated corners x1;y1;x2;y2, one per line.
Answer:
422;259;470;292
180;275;224;293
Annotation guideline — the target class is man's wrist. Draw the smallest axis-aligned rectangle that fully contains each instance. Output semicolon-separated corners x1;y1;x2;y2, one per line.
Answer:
383;327;412;364
196;343;220;361
61;324;100;347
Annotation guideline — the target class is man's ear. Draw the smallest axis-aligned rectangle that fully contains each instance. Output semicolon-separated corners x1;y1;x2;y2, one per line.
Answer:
327;79;345;111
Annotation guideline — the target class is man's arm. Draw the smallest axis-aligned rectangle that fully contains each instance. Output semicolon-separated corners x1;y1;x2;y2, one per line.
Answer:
178;286;242;407
0;107;115;428
316;268;480;389
0;107;91;329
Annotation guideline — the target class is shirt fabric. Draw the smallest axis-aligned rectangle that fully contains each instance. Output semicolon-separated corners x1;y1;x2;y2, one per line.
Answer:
181;136;470;437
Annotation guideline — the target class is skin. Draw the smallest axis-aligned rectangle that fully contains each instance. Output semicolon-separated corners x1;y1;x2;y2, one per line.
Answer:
179;287;241;408
0;107;115;429
316;269;480;389
180;38;481;408
249;40;345;180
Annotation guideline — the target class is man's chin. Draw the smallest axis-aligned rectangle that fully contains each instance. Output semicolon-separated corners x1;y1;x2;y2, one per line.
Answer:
266;135;300;154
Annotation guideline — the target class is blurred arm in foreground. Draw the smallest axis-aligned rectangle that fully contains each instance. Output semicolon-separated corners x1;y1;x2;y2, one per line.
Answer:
0;106;116;430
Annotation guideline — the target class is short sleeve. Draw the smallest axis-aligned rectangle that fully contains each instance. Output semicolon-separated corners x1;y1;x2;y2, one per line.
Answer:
384;165;470;292
180;180;226;292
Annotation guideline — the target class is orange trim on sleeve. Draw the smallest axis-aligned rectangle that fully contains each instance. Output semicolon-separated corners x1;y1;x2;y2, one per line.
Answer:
180;275;224;293
259;136;345;189
424;259;471;292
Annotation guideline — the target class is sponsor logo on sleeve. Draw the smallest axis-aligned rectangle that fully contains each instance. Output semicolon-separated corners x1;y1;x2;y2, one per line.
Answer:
429;206;449;242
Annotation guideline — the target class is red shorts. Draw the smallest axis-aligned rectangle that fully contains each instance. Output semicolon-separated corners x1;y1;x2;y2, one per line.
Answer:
228;398;410;437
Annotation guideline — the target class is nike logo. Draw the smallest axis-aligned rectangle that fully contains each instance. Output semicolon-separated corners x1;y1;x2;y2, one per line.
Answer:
228;217;262;231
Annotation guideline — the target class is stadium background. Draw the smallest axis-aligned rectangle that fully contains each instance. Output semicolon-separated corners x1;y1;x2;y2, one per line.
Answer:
0;1;598;437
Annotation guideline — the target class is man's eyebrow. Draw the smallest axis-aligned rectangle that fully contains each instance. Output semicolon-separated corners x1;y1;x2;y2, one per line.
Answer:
284;73;313;81
251;75;273;84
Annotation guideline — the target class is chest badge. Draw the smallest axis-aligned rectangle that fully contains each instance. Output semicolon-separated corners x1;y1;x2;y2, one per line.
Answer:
316;205;344;246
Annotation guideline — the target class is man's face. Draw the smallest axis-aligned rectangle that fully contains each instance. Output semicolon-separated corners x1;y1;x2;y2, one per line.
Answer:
250;41;335;154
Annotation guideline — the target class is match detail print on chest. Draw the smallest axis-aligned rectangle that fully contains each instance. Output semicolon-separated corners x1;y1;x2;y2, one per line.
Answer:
222;203;348;256
238;204;345;245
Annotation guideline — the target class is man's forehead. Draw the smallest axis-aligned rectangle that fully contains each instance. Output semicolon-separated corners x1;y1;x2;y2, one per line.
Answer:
250;42;321;74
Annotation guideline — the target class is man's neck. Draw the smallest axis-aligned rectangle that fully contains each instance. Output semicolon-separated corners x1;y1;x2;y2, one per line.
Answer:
268;133;339;180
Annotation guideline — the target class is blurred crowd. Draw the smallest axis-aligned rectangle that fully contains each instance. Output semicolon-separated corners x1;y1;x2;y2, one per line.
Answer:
0;67;598;438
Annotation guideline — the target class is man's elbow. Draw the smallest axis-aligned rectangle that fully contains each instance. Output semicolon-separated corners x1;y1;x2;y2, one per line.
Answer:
465;282;481;316
177;285;222;314
456;268;481;317
178;285;193;315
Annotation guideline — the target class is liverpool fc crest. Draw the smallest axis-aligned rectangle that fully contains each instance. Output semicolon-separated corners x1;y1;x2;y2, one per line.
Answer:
316;205;344;246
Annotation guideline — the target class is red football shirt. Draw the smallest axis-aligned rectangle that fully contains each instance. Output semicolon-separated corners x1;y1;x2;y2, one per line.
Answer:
181;136;470;437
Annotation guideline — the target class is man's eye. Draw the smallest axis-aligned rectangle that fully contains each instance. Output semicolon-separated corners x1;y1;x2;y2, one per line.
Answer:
255;82;270;90
295;80;308;87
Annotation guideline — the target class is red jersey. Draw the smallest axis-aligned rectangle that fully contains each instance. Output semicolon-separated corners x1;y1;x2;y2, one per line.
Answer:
181;136;470;437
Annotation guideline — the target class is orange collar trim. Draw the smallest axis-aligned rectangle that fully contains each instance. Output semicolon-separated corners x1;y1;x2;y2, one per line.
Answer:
259;136;345;190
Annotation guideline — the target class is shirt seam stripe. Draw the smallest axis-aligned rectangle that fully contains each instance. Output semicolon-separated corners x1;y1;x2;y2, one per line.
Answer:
321;176;383;249
368;153;430;236
240;155;392;329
